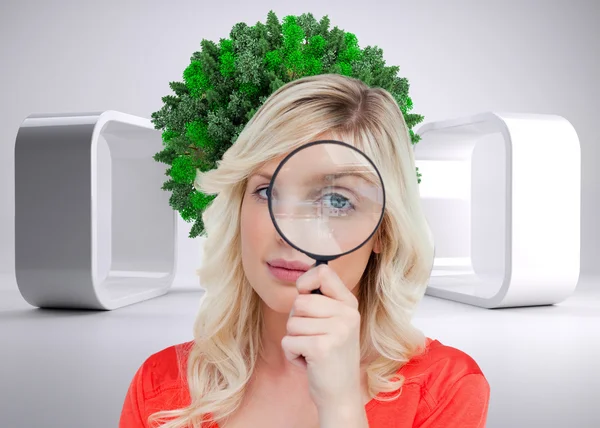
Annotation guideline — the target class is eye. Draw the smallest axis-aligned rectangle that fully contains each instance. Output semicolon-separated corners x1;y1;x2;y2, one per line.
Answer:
252;186;269;201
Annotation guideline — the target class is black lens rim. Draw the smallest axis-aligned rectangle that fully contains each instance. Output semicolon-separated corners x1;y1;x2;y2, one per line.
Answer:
267;139;387;262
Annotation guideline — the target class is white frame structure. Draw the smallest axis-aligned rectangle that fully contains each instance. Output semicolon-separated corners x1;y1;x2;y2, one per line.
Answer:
415;112;580;308
15;110;177;310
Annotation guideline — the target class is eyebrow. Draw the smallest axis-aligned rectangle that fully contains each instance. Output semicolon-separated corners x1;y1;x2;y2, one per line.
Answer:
248;171;273;181
315;171;380;187
248;171;379;185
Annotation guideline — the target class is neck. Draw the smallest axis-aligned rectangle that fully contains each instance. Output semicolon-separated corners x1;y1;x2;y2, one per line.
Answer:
257;301;306;375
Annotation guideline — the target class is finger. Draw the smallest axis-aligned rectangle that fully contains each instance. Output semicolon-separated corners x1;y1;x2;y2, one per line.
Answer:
295;265;321;295
291;293;344;318
286;314;331;336
297;265;357;309
281;334;325;365
317;265;358;308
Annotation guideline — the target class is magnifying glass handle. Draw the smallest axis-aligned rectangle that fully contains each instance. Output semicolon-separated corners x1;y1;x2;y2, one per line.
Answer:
310;260;328;295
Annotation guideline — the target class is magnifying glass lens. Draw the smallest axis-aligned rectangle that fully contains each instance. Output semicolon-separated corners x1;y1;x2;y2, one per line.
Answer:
269;142;384;258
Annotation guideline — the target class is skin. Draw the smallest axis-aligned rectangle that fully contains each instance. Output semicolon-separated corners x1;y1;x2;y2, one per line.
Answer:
225;144;380;428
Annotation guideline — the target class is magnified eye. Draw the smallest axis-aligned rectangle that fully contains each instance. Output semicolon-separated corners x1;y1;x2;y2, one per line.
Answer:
320;191;355;216
324;193;350;209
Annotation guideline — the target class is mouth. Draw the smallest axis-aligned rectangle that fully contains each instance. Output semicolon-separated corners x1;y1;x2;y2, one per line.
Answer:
266;259;311;283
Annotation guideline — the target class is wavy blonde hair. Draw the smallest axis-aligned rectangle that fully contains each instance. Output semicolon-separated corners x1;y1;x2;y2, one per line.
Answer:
148;73;435;427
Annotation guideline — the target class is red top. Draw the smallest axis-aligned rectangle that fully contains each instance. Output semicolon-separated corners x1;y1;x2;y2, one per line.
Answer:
120;337;490;427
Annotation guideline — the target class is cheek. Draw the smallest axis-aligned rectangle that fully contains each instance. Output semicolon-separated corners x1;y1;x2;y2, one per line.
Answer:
330;241;374;291
240;198;272;261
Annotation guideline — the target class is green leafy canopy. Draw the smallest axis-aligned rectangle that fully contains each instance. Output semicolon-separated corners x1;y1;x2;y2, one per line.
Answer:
151;10;424;239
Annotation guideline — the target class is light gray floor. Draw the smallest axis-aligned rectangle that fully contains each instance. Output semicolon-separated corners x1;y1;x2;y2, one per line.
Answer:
1;273;598;428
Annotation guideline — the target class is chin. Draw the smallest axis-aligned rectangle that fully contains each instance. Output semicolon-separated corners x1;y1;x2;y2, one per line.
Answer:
256;283;296;314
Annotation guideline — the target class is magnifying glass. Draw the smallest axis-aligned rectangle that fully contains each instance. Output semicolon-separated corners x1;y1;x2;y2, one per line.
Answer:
267;140;386;295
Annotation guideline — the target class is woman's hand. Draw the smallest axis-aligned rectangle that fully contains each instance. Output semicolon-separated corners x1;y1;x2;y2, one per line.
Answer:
281;264;363;413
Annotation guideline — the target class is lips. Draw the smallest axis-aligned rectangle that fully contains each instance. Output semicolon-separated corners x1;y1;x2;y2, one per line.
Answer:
267;259;311;271
266;259;311;283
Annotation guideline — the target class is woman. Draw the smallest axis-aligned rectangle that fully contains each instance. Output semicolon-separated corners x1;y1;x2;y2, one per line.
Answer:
119;73;490;427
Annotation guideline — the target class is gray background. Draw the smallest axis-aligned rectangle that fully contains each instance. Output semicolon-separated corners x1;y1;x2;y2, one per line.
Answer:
1;0;599;427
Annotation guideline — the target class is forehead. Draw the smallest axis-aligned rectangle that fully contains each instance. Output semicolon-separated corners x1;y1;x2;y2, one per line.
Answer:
248;156;283;181
248;133;358;179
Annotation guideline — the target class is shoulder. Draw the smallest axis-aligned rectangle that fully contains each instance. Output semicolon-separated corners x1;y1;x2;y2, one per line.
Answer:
120;340;194;427
400;337;487;385
398;337;490;426
137;340;194;398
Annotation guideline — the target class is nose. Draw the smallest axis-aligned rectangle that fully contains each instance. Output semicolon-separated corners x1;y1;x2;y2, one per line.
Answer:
273;220;294;248
275;228;289;246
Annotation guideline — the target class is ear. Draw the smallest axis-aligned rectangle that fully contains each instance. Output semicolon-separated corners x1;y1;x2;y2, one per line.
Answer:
373;234;381;254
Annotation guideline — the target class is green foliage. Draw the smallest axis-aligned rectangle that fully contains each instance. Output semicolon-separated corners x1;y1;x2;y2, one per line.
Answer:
151;10;425;239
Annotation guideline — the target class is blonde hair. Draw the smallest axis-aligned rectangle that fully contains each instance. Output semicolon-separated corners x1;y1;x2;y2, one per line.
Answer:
148;73;435;427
